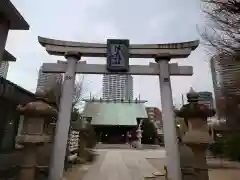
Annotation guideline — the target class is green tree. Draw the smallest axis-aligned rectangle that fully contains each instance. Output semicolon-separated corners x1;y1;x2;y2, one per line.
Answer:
141;119;157;144
224;133;240;161
71;107;81;122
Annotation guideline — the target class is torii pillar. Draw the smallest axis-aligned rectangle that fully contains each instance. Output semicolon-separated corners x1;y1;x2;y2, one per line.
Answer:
38;36;199;180
49;52;81;180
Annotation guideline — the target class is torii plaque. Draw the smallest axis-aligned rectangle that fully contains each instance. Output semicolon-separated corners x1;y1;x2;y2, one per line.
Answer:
107;39;129;72
38;36;199;180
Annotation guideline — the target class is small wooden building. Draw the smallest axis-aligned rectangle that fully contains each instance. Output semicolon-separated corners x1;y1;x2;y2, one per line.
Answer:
0;77;37;152
0;77;37;179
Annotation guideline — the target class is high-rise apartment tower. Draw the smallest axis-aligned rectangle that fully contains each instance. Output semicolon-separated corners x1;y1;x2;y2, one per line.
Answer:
102;74;133;101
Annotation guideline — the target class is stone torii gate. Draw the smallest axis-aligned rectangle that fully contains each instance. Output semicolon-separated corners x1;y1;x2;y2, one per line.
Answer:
38;36;199;180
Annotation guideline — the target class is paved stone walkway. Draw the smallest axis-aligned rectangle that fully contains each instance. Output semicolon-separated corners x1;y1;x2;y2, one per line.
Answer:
81;149;165;180
64;148;240;180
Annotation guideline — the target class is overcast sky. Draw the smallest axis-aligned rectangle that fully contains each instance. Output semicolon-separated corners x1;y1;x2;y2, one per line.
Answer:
6;0;213;109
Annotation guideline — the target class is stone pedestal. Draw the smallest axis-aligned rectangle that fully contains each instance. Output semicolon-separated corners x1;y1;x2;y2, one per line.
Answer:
36;118;56;168
77;132;88;163
191;145;208;180
179;143;196;180
18;144;37;180
176;88;215;180
136;128;142;149
183;120;212;180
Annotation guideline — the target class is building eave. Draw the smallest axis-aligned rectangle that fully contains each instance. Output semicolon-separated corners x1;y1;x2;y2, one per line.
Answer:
2;50;16;61
0;0;29;30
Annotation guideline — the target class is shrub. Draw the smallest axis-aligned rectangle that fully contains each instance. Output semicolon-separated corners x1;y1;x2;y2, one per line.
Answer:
141;119;157;144
209;136;225;156
224;133;240;161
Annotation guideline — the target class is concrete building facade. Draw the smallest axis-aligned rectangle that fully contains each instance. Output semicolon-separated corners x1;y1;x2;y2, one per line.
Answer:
36;65;62;91
0;61;9;78
211;54;240;97
102;74;133;101
210;54;240;125
145;107;163;135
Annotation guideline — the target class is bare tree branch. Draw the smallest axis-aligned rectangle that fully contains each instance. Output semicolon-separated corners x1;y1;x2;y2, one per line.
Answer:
42;78;62;109
72;75;87;108
201;0;240;56
44;75;87;110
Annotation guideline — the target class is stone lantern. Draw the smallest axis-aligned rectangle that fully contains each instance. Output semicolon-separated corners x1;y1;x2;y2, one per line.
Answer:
175;88;215;180
16;90;57;180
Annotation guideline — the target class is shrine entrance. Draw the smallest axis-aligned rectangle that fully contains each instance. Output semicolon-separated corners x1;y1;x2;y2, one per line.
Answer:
38;36;199;180
94;125;132;144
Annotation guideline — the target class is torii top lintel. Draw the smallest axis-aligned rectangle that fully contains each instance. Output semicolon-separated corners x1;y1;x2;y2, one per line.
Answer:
38;36;199;59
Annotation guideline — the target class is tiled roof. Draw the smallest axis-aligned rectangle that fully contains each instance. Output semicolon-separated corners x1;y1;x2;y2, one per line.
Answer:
82;101;148;126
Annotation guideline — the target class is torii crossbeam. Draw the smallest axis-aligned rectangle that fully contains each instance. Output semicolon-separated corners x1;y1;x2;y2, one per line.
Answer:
42;61;193;76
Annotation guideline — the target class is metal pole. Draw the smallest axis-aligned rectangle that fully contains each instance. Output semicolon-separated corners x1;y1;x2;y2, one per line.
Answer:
49;52;80;180
181;94;184;106
156;58;182;180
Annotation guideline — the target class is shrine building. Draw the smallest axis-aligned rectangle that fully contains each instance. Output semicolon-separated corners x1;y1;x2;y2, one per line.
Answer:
82;99;148;144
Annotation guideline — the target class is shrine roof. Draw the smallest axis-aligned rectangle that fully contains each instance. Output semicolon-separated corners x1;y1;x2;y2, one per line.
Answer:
0;0;29;30
0;77;35;104
82;101;148;126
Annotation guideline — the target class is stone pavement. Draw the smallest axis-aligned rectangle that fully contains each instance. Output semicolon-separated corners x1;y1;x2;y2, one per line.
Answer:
81;149;165;180
63;148;240;180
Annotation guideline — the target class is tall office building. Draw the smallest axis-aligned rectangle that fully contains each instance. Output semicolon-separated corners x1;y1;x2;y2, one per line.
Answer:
210;54;240;122
211;54;240;97
0;61;9;78
102;74;133;101
36;65;62;91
